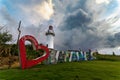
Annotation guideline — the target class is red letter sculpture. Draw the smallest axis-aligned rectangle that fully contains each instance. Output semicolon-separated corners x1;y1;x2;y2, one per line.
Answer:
19;35;49;69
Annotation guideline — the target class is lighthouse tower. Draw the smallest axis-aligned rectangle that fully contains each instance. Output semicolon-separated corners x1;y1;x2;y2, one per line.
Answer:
45;25;55;49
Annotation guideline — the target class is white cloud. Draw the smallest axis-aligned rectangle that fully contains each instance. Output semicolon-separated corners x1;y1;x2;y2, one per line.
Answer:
35;0;54;20
11;0;55;26
98;47;120;55
0;0;55;44
1;0;120;51
95;0;110;4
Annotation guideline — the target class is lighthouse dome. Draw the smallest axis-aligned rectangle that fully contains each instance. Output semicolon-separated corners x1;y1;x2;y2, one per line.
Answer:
46;25;55;36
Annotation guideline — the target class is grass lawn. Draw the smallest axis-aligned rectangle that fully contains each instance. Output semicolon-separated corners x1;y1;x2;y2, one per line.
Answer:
0;61;120;80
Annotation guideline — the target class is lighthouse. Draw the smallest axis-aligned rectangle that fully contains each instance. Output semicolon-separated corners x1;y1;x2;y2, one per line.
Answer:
45;25;55;49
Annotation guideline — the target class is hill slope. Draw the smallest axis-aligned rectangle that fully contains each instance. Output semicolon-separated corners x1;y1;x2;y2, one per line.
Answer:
0;61;120;80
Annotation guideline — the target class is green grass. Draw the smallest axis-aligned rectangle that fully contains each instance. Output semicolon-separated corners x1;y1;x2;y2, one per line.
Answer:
96;54;120;61
0;61;120;80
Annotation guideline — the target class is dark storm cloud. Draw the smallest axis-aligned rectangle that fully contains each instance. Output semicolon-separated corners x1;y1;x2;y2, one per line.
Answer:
60;9;92;31
54;0;120;51
114;32;120;41
108;32;120;47
55;8;101;50
1;0;120;51
65;0;87;13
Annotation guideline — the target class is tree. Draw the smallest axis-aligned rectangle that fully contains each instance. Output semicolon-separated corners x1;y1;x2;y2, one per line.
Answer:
0;30;12;44
0;26;13;68
112;52;115;56
0;26;12;56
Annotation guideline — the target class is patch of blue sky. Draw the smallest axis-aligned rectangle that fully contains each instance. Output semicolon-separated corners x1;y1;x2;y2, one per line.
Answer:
105;0;119;15
0;0;1;2
2;1;16;15
0;0;4;8
1;0;22;21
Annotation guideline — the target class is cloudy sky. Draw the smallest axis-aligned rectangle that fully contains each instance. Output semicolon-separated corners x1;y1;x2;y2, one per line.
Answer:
0;0;120;52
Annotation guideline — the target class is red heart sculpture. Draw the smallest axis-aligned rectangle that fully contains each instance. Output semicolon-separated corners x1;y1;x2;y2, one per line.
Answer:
19;35;49;69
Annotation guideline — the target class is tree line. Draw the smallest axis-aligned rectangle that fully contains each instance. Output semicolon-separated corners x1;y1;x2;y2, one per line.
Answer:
0;26;40;69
